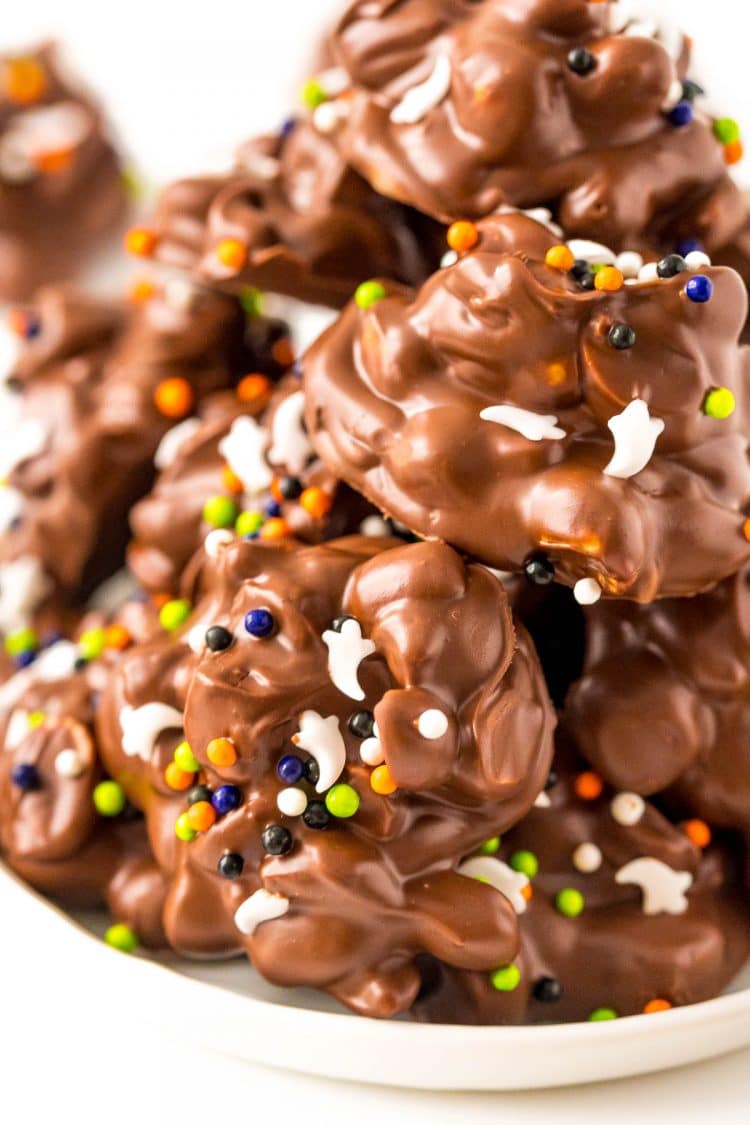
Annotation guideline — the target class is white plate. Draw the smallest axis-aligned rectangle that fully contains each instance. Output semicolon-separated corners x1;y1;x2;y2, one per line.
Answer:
3;862;749;1091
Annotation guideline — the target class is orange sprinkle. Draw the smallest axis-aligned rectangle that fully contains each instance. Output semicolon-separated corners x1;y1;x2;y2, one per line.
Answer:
237;373;271;403
216;238;248;272
299;487;333;520
3;57;46;104
546;361;568;386
521;883;533;902
221;465;245;494
682;818;712;849
165;762;195;791
152;593;172;610
104;624;132;651
154;377;194;419
260;517;290;540
447;221;479;254
643;998;672;1014
725;140;744;166
124;227;158;258
574;771;604;801
743;517;750;542
545;244;575;272
7;308;31;337
186;800;217;833
595;266;624;292
206;737;237;768
271;337;295;368
128;278;157;303
34;147;74;175
270;477;285;504
370;764;398;795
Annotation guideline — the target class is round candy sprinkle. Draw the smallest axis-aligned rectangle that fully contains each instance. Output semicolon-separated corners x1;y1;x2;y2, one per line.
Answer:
667;101;693;127
685;275;713;303
165;762;194;791
4;626;38;657
217;852;244;878
244;608;275;637
608;323;636;350
572;841;603;873
104;624;131;651
446;221;479;254
277;754;305;784
204;529;233;557
371;764;398;795
325;784;360;819
302;799;330;829
545;244;575;271
354;280;387;310
509;849;538;879
567;47;597;76
555;887;585;917
93;780;126;817
261;517;290;541
239;287;264;317
725;140;744;166
589;1007;618;1021
174;741;200;773
479;836;501;856
657;254;688;279
55;748;85;779
594;266;624;292
643;998;672;1014
417;709;449;739
11;763;40;791
186;800;217;833
202;495;238;529
187;785;213;806
236;510;265;537
348;710;375;740
262;824;293;856
524;553;555;586
303;758;320;786
574;771;603;800
124;227;157;258
222;466;244;494
265;499;282;519
276;475;304;501
27;711;45;730
490;964;521;992
78;628;105;662
104;924;139;954
277;787;308;817
159;598;191;632
205;625;233;652
237;373;271;402
533;976;561;1003
154;376;194;418
714;117;741;145
212;785;242;816
175;812;197;842
610;791;645;826
301;78;327;110
299;487;332;520
216;238;247;272
682;818;712;848
206;737;238;768
702;387;735;419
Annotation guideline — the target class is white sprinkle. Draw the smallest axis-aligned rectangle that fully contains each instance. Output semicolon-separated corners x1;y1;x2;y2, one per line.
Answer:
624;18;659;40
615;251;644;279
390;54;452;125
572;842;603;873
321;617;376;701
292;710;346;793
267;391;313;475
533;789;551;809
0;485;23;533
615;857;693;915
240;152;281;180
416;709;449;739
638;261;659;282
661;77;684;112
0;382;49;478
686;251;712;270
480;404;566;442
55;748;86;778
574;578;602;606
153;417;201;470
313;100;349;134
0;137;34;182
185;624;208;655
0;556;52;633
218;415;273;495
457;856;529;914
360;729;384;766
603;399;665;480
317;66;350;98
234;889;290;936
120;703;183;761
204;529;234;558
0;641;78;716
163;278;198;311
276;786;308;817
440;249;459;268
0;325;21;381
566;240;617;267
359;515;391;538
4;709;31;751
611;791;646;826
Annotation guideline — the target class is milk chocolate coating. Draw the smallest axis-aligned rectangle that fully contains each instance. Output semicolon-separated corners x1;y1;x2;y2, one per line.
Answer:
0;43;127;301
0;283;289;637
327;0;748;265
304;210;750;601
414;746;750;1024
97;535;555;1017
128;376;378;596
149;119;442;308
565;565;750;863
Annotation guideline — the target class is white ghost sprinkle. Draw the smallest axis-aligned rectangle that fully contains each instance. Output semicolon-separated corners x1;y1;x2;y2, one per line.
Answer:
0;556;52;633
390;55;452;125
603;399;665;480
615;857;693;915
322;618;376;701
566;240;617;267
480;404;566;442
218;415;273;495
234;889;290;936
292;710;347;792
457;856;529;914
153;417;201;470
267;391;313;475
120;703;183;761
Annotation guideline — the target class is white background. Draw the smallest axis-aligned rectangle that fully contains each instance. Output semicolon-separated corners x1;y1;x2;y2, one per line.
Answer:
1;2;749;1121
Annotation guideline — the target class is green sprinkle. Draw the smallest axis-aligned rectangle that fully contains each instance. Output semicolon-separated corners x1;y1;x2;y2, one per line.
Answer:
714;118;741;145
589;1007;619;1022
555;887;585;917
78;627;106;662
174;741;200;774
490;964;521;992
239;287;264;317
509;849;539;879
354;280;387;310
104;923;139;953
4;626;38;657
479;836;501;855
120;165;145;201
301;78;327;110
325;783;360;819
27;710;45;730
236;510;265;537
702;387;735;420
159;598;191;632
175;812;197;842
93;780;127;818
203;495;238;529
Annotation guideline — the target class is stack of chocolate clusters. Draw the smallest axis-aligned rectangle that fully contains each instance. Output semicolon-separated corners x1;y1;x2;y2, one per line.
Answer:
2;1;750;1026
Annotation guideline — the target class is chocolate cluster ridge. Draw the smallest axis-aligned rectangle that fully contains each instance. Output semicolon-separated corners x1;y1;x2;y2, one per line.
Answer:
0;43;127;301
97;534;555;1017
128;375;379;597
324;0;748;265
304;210;750;602
142;118;443;308
414;746;750;1024
0;282;290;647
565;564;750;864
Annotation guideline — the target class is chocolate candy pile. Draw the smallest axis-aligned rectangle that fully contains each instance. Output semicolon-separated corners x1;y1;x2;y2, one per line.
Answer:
2;2;750;1026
